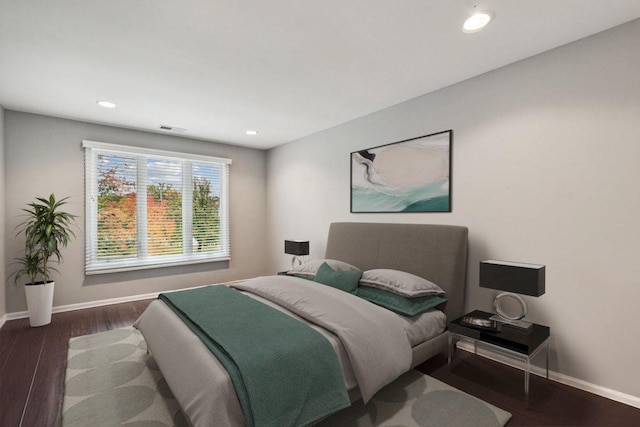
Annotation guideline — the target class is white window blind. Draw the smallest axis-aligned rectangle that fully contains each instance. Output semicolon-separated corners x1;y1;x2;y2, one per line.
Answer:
83;140;231;274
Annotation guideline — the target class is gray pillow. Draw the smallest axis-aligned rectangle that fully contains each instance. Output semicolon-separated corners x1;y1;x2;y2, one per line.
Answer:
359;269;445;297
287;258;360;278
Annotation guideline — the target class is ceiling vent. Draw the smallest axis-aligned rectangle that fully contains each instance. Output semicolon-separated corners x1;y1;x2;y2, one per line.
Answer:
159;125;188;133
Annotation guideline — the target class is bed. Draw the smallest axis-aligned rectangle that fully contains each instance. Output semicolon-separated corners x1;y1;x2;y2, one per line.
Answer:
135;222;468;426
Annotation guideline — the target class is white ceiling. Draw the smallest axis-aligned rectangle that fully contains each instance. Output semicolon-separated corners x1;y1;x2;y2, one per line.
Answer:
1;1;640;150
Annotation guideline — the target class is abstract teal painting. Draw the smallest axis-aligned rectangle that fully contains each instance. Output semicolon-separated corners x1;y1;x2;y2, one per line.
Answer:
351;130;451;213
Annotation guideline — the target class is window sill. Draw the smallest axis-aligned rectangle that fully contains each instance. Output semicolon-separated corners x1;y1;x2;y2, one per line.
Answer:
85;256;231;275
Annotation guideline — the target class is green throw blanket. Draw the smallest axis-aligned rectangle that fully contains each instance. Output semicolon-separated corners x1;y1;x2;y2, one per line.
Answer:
159;286;350;427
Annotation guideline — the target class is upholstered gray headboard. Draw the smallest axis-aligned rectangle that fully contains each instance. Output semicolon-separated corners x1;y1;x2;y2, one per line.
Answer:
325;222;468;320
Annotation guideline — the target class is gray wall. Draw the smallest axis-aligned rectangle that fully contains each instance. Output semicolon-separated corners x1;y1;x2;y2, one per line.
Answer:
266;20;640;400
0;106;5;321
4;112;268;312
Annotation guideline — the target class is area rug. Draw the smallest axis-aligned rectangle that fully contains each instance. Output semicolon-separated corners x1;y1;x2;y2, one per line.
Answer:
315;369;511;427
63;328;511;427
63;327;188;427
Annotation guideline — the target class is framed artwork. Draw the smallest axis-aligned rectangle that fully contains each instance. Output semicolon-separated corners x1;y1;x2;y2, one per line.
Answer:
350;130;452;213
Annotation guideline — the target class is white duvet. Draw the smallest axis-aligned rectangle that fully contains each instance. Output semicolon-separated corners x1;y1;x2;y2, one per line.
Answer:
135;276;418;426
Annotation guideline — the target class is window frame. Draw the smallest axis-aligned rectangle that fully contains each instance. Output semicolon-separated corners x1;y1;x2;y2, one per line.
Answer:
83;140;231;275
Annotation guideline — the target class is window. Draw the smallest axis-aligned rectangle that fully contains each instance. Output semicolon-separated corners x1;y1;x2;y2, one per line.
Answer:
83;141;231;274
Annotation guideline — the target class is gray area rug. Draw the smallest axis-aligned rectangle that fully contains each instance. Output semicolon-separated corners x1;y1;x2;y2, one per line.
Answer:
63;327;188;427
63;327;511;426
315;369;511;427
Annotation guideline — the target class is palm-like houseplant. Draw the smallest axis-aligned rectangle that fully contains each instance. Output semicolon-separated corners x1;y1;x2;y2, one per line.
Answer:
12;194;77;327
10;252;47;286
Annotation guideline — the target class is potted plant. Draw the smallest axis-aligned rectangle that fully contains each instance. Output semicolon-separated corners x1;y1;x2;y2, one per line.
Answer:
11;194;77;327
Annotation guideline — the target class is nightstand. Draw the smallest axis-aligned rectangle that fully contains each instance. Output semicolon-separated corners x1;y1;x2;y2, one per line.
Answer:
448;310;550;408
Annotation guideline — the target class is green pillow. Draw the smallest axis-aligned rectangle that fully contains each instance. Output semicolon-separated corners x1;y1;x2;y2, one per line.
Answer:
313;262;362;293
356;286;447;316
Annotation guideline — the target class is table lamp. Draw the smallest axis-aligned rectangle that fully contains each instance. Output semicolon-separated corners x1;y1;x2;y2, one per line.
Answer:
479;260;545;330
285;240;309;268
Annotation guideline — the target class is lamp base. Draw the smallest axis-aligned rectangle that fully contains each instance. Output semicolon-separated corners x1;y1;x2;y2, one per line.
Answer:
488;314;533;330
291;256;303;269
492;291;533;330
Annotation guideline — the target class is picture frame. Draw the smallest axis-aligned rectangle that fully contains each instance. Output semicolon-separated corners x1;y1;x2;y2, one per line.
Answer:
350;130;452;213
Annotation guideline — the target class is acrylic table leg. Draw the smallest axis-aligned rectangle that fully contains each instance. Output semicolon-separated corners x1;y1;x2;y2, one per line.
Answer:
525;357;531;408
448;334;453;366
546;341;550;380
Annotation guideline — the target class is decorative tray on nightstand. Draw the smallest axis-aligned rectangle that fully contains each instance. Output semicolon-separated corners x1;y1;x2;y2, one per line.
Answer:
449;310;550;355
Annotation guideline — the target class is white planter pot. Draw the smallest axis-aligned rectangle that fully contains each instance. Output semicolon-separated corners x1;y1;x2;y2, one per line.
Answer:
25;281;55;327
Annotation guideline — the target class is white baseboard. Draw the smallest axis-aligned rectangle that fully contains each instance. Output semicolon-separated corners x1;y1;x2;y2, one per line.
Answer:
0;314;6;329
456;341;640;409
2;281;228;323
4;291;163;322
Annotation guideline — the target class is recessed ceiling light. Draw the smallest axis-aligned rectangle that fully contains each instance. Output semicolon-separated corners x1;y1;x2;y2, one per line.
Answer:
96;100;116;108
245;130;258;135
462;10;495;33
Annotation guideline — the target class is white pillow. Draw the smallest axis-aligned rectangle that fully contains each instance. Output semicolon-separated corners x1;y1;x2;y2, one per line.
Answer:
360;269;445;297
287;259;360;278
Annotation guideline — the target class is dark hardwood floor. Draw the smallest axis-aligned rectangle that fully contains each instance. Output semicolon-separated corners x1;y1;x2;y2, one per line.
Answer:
0;299;153;427
1;299;639;426
416;353;640;426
